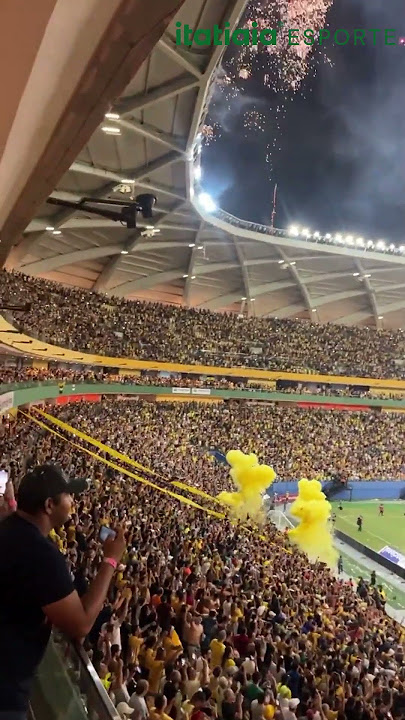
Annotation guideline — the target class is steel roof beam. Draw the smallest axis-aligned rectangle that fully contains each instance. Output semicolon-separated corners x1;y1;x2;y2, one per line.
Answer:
26;217;197;233
269;304;306;320
316;297;405;325
262;293;369;320
71;156;185;187
375;281;405;293
378;299;405;315
157;38;203;80
108;268;186;295
109;255;303;300
115;117;187;154
311;289;366;308
129;151;182;181
117;76;199;115
337;311;375;325
69;161;187;201
184;221;204;306
277;247;315;319
232;235;252;314
20;244;125;274
20;240;195;276
201;269;368;312
108;257;279;297
355;259;380;328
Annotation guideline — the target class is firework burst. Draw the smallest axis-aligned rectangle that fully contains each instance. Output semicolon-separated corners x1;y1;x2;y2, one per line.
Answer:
204;0;335;181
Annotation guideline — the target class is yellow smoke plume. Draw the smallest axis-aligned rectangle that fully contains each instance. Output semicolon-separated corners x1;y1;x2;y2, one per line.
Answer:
288;478;337;567
217;449;276;522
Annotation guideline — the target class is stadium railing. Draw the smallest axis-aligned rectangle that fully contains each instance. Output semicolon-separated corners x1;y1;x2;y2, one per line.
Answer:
2;380;405;410
0;379;57;394
334;528;405;581
29;634;119;720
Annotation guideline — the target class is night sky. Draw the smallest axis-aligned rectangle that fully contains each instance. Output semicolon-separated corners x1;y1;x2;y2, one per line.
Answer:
203;0;405;242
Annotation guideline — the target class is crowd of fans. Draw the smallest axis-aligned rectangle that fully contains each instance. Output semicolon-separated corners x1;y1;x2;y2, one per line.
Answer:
278;386;404;402
1;404;405;720
2;398;402;497
2;269;405;720
0;366;265;392
36;399;405;483
2;270;405;379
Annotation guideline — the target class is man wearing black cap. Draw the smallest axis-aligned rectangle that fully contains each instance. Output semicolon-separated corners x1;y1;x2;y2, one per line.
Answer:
0;464;126;719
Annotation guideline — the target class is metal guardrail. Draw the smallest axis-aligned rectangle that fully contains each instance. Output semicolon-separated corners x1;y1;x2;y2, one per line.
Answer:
0;379;57;393
30;634;119;720
334;529;405;581
2;380;405;410
0;378;115;394
211;209;405;260
59;636;120;720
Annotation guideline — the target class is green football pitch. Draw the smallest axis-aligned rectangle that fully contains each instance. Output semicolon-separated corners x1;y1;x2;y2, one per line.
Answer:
331;500;405;613
332;500;405;554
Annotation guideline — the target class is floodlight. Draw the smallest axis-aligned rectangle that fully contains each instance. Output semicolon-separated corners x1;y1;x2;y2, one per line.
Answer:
198;192;217;213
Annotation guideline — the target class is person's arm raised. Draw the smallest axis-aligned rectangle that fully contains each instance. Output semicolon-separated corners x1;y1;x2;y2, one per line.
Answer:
43;529;126;640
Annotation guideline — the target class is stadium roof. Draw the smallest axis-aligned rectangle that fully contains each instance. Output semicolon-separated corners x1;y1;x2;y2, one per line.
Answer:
6;0;405;330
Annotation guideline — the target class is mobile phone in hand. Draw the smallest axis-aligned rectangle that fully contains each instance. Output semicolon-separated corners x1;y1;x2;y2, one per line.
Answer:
99;526;116;542
0;470;8;495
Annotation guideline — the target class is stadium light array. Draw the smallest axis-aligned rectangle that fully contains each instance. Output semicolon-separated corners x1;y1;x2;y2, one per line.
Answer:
190;146;403;260
198;192;217;213
102;126;121;135
286;225;405;257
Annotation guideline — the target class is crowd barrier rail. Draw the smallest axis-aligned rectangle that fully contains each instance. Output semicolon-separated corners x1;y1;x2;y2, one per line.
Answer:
30;634;119;720
1;315;405;390
334;529;405;581
1;381;405;411
270;480;405;498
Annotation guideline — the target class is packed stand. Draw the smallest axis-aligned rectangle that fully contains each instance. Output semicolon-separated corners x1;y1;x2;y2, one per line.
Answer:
1;407;405;720
3;399;403;493
277;384;404;401
2;270;405;379
2;365;404;406
0;365;266;391
2;365;388;398
48;400;405;483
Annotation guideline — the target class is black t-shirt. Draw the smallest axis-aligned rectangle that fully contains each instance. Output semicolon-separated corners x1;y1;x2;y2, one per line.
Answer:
0;514;74;711
222;701;237;720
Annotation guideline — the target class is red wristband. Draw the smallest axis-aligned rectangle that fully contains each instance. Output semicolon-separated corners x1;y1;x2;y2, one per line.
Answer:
103;557;117;570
